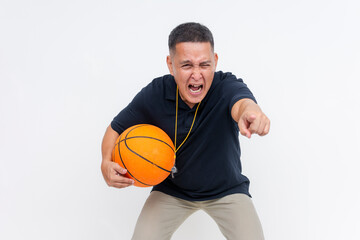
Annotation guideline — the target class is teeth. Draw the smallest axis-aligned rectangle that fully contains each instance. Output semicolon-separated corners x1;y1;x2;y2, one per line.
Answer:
190;88;201;93
189;85;202;93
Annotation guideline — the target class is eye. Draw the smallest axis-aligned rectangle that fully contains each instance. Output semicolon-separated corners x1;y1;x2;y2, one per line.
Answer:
200;63;211;68
181;64;192;69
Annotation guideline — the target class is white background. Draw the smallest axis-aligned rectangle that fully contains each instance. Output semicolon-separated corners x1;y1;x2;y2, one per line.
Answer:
1;0;359;239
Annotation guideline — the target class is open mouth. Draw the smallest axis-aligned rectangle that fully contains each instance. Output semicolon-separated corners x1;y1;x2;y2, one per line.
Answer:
189;84;203;93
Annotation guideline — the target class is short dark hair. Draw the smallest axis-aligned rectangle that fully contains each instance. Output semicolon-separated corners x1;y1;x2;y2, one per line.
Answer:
168;22;214;53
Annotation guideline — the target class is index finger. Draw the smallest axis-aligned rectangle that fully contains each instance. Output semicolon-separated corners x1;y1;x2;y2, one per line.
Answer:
112;161;127;175
110;170;135;185
238;117;252;138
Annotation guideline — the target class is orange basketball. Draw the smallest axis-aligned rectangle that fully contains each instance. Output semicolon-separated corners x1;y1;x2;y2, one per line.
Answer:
111;124;175;187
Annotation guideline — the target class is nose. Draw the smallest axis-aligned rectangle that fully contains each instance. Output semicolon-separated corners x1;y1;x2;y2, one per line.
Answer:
191;67;202;81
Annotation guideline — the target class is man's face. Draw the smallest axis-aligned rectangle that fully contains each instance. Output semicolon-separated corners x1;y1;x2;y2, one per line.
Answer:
166;42;218;108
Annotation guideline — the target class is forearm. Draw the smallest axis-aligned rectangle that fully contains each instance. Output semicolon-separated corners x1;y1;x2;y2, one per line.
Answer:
101;125;120;162
231;98;260;122
101;125;134;188
231;98;270;138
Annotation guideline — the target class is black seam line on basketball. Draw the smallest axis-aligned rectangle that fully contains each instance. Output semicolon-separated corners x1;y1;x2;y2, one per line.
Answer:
121;124;165;185
125;125;172;173
118;124;153;186
124;142;172;173
117;140;152;186
124;136;172;173
118;136;175;152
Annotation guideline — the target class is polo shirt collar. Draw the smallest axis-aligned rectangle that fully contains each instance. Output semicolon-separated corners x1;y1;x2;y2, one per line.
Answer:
165;74;177;101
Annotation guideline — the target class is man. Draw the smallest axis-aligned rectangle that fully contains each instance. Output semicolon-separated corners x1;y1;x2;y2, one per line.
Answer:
101;22;270;240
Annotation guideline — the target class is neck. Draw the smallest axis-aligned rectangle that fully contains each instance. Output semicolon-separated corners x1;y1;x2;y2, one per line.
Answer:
178;92;197;109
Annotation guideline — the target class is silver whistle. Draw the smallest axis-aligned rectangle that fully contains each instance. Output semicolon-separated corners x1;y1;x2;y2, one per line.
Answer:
171;165;178;178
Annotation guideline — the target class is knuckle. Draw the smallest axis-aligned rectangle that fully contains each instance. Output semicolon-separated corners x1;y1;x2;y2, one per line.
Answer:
109;175;117;183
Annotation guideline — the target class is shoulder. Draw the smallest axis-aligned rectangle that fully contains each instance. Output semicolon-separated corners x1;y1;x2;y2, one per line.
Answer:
143;74;175;93
209;71;246;95
132;74;176;107
137;74;175;96
216;71;244;86
151;74;174;87
211;71;256;108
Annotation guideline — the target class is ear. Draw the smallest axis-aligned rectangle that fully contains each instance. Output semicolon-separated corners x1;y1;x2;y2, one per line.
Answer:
166;55;174;76
214;53;219;69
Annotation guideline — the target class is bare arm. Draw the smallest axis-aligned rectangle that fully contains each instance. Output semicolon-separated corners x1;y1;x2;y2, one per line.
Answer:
101;125;134;188
231;98;270;138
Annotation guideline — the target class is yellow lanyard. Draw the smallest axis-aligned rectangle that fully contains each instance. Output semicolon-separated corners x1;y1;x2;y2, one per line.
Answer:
172;86;201;177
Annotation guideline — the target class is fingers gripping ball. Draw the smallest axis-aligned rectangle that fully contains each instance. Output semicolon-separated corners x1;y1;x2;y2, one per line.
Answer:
111;124;175;187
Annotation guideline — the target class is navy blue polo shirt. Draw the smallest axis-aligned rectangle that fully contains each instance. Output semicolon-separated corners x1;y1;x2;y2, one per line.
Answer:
111;71;257;201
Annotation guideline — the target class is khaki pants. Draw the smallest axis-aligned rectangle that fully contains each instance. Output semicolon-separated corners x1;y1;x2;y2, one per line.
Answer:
132;191;264;240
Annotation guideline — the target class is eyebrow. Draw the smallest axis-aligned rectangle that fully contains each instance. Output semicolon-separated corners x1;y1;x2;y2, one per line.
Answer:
179;60;211;65
199;61;212;65
180;60;192;65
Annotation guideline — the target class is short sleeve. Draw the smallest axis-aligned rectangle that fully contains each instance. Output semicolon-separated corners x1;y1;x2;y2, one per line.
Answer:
222;74;257;113
110;87;148;134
